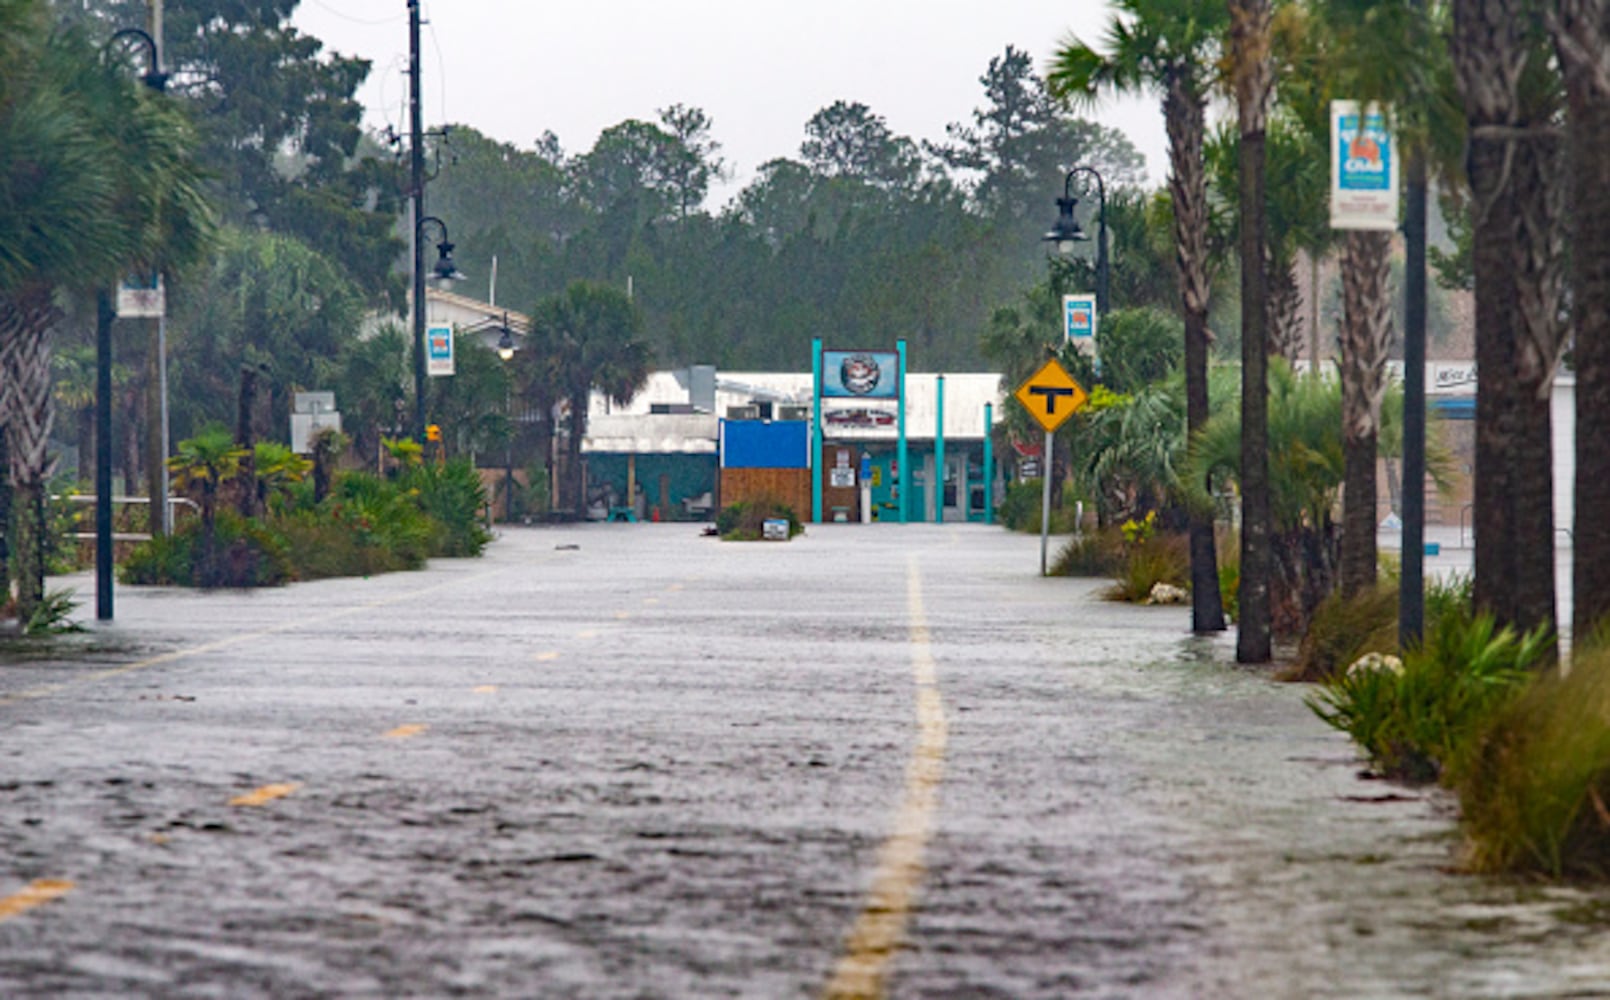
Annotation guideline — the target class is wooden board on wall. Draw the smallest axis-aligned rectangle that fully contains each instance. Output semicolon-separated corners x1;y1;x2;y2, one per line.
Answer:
720;467;811;519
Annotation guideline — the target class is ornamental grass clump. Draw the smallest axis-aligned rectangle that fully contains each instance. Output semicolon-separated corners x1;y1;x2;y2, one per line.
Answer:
1454;644;1610;878
1100;512;1188;603
715;495;802;541
1308;611;1549;784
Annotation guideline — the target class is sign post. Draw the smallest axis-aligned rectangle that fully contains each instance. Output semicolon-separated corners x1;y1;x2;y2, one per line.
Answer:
1013;358;1088;576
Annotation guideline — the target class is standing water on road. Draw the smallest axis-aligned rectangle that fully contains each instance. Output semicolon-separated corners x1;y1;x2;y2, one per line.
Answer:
2;523;1609;997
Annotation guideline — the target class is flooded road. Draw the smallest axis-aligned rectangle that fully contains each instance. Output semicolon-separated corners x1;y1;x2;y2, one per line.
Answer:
2;523;1608;997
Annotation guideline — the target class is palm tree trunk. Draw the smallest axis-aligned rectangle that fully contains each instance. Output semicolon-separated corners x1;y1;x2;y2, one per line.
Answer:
1455;0;1568;638
0;293;60;626
1232;0;1275;663
1166;72;1226;634
0;428;11;613
1268;258;1305;365
567;390;588;517
1557;2;1610;640
1338;231;1394;596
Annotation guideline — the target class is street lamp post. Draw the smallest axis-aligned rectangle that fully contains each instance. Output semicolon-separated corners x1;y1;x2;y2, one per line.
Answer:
96;26;166;622
1043;165;1110;320
496;318;517;522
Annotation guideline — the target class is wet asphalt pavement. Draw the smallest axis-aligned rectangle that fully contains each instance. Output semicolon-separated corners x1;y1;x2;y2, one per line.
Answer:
4;523;1610;998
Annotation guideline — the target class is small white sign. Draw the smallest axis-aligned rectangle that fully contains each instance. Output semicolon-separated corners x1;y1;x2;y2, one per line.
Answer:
1331;101;1399;231
830;468;855;489
291;411;342;454
116;274;165;318
427;324;455;377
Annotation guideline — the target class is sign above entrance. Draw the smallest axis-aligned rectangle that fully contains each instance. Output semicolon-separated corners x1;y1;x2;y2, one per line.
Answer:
1013;358;1088;434
821;350;900;399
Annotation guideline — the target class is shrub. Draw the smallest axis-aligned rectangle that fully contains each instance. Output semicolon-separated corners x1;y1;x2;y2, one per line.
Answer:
1104;532;1189;603
401;459;491;557
1454;645;1610;877
716;495;802;540
1050;527;1126;577
121;511;291;587
1308;612;1550;783
1291;583;1400;683
997;479;1083;533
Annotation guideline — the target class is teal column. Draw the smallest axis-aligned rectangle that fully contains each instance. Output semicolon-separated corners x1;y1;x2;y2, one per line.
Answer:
811;337;823;524
983;402;994;525
934;374;945;523
897;340;908;524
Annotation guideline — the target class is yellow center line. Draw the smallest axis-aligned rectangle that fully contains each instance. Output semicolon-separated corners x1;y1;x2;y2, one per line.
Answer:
614;611;632;621
824;558;948;1000
0;880;75;922
576;629;599;640
643;597;661;606
383;724;428;740
472;685;498;694
0;567;513;708
229;782;302;808
534;651;560;662
668;583;685;592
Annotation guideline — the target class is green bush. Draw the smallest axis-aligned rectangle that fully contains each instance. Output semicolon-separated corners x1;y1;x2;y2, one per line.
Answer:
997;479;1082;533
400;458;491;557
1454;645;1610;877
1307;612;1550;783
1050;527;1126;577
1292;583;1400;683
121;511;291;587
1104;533;1190;603
716;496;802;541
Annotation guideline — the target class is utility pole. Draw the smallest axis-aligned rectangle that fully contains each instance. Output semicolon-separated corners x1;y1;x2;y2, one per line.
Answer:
1399;0;1429;648
408;0;427;445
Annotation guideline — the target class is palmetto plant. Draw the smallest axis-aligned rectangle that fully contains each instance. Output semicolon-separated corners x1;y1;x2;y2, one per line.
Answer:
168;426;246;572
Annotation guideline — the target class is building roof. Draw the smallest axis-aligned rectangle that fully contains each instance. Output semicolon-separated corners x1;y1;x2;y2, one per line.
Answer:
584;369;1006;454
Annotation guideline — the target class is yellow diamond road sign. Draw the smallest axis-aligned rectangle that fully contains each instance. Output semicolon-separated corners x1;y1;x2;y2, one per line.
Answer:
1014;359;1088;434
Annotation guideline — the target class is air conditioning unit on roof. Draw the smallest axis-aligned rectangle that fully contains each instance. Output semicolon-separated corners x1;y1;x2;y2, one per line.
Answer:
726;404;760;421
777;405;810;422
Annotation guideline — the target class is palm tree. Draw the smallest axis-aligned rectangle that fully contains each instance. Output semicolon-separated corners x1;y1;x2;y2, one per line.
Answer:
1553;4;1610;640
1048;0;1232;634
524;281;652;517
0;10;211;622
1450;1;1568;637
168;426;246;581
1228;0;1278;663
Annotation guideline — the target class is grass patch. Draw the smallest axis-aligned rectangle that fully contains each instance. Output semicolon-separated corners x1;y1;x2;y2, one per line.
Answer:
1308;611;1550;784
1454;641;1610;877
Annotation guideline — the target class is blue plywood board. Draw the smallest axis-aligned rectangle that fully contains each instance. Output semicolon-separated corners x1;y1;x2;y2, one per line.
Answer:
720;420;810;469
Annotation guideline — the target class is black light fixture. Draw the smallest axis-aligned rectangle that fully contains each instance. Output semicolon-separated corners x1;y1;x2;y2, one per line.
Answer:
496;314;516;362
1042;195;1089;254
1042;165;1110;319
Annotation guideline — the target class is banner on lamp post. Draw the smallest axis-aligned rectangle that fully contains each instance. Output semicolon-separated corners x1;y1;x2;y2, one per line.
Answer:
1330;101;1398;230
1062;294;1097;359
426;324;454;376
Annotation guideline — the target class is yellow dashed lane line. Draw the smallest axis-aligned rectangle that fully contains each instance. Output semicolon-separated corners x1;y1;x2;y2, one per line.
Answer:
229;782;302;808
534;651;560;662
383;724;429;740
472;685;498;694
0;880;75;922
823;558;948;1000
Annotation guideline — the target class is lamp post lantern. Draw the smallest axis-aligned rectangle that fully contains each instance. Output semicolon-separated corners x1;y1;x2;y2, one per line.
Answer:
1043;165;1110;320
495;315;517;520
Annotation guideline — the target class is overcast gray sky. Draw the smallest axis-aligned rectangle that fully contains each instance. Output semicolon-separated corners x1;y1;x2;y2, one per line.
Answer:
291;0;1169;206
